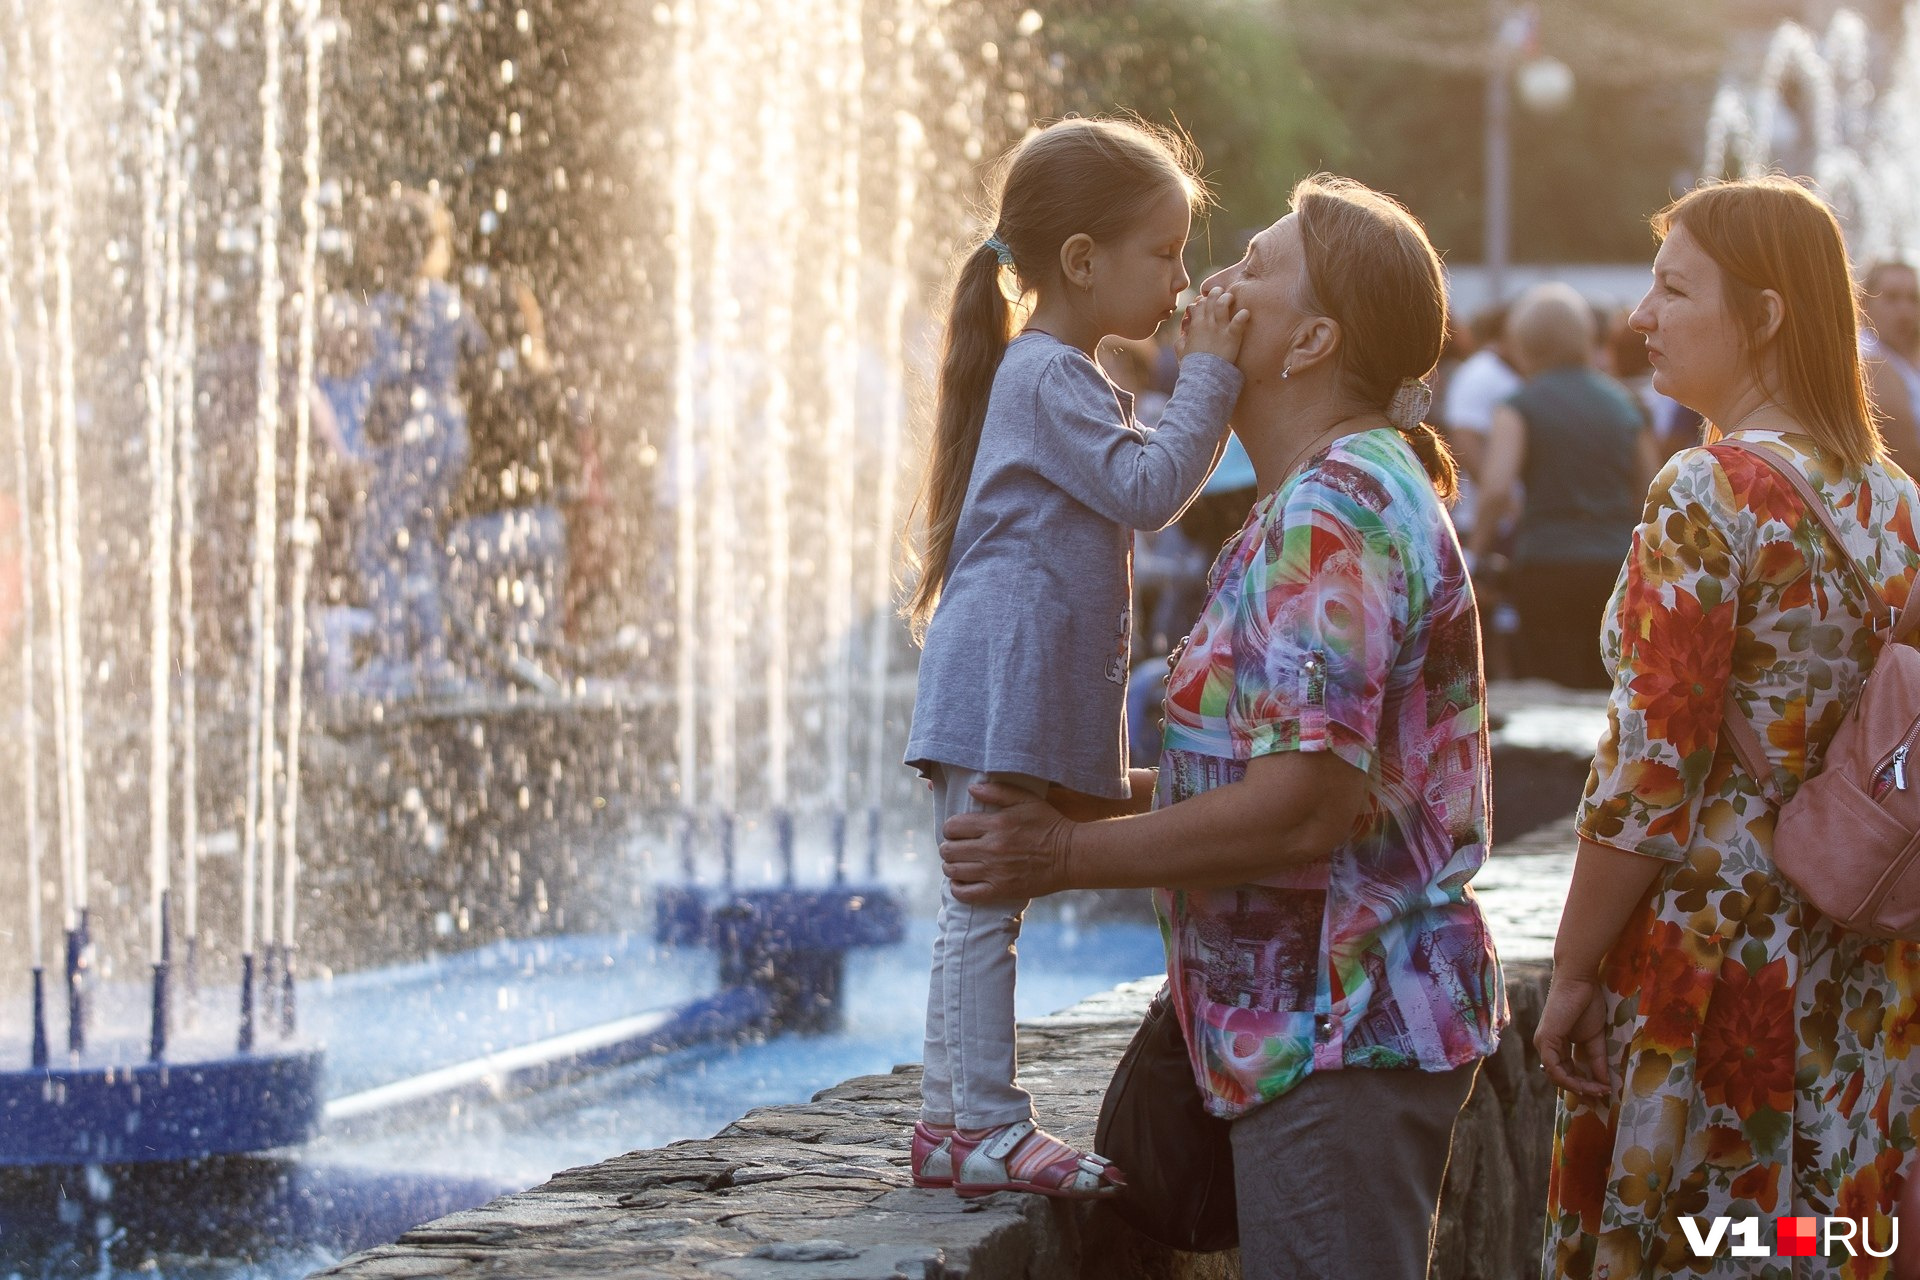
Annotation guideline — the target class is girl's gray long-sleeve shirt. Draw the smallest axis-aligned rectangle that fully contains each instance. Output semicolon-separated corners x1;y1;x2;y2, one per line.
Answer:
906;330;1243;798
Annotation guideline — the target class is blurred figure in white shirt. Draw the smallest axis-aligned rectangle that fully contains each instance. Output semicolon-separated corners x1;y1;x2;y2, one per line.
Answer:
1860;259;1920;475
1440;304;1522;554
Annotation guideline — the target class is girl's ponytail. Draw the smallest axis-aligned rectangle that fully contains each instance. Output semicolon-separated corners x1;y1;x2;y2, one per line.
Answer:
904;243;1013;639
903;117;1207;638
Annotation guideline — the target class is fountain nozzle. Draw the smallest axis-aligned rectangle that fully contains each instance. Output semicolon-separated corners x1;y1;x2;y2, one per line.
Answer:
30;967;48;1069
65;909;90;1056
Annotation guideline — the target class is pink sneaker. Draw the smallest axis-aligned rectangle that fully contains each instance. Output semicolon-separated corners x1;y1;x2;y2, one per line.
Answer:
910;1120;955;1189
948;1118;1125;1200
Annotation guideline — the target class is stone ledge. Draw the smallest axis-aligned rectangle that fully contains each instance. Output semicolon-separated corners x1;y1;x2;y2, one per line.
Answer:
312;959;1557;1280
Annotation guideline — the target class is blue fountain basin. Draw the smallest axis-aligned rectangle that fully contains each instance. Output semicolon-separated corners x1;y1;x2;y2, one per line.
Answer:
655;884;906;952
0;1046;324;1166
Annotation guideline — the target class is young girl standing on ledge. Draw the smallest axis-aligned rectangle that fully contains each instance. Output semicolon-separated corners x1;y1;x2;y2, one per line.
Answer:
903;118;1246;1199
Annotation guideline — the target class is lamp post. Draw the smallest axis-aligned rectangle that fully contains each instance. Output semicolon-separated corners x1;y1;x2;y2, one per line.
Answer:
1484;3;1574;304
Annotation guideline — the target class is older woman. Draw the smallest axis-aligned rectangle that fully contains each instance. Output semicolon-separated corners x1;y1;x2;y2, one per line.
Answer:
1471;281;1658;689
1534;177;1920;1277
938;174;1506;1280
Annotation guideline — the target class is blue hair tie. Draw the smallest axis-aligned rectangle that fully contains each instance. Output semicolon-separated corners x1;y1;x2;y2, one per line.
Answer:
983;235;1015;268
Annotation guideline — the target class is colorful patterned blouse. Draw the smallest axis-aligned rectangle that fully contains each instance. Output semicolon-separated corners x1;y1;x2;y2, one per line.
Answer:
1154;427;1508;1119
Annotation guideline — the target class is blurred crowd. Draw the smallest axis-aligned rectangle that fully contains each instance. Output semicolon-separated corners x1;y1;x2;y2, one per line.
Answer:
311;189;608;698
1123;263;1920;764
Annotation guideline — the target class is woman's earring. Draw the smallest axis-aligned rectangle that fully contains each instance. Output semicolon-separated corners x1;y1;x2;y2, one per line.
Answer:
1281;365;1291;379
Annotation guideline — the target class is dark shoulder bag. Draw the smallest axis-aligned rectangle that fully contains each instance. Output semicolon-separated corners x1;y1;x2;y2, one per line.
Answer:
1094;985;1238;1252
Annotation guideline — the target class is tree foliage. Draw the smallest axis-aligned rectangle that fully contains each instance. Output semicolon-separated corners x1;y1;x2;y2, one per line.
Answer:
1045;0;1739;264
1039;0;1348;260
1286;0;1730;263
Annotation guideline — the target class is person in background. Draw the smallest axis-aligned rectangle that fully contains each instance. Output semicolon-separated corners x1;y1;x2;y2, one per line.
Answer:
1441;303;1523;543
1861;259;1920;475
326;190;488;696
1429;306;1474;448
1444;302;1525;677
1472;282;1657;689
1535;176;1920;1279
446;268;581;674
1604;307;1660;429
1606;306;1707;460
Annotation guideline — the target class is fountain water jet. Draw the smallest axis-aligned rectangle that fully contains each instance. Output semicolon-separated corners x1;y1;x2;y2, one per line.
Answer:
1704;7;1919;261
0;30;46;1072
0;0;323;1167
0;0;1042;1177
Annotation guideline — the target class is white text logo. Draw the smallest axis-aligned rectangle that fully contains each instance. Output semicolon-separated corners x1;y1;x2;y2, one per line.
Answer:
1678;1216;1896;1259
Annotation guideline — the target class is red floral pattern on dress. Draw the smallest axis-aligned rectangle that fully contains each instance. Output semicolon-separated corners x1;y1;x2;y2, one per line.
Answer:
1618;918;1715;1051
1695;956;1796;1116
1545;432;1920;1279
1624;588;1736;762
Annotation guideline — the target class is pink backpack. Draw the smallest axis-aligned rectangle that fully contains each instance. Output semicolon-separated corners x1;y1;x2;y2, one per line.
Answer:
1718;439;1920;940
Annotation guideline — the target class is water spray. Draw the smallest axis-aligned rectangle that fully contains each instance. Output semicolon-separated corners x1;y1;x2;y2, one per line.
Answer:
241;0;289;1052
275;0;330;1041
669;0;700;890
139;0;179;1065
176;165;202;1012
821;0;863;895
14;0;82;1058
0;29;48;1071
759;0;800;891
164;1;198;1017
862;0;923;888
699;0;741;896
48;0;89;987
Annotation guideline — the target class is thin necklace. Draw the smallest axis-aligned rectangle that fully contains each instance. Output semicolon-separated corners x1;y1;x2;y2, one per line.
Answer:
1719;402;1796;435
1263;413;1387;496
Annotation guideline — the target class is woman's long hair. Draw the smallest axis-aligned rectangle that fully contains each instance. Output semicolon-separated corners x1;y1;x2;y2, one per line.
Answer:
1653;176;1880;468
902;117;1207;641
1291;174;1458;502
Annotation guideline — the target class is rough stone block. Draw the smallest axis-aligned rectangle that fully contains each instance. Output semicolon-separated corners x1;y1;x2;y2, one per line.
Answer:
314;961;1559;1280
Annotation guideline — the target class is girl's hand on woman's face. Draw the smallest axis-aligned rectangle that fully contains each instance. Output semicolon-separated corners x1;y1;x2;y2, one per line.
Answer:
939;782;1075;903
1177;286;1251;365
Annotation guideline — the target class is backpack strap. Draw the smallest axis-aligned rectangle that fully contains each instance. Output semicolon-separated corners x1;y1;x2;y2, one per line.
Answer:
1898;571;1920;645
1713;438;1909;790
1722;695;1773;785
1716;438;1892;629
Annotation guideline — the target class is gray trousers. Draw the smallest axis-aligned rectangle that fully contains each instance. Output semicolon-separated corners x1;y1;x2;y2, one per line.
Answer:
919;764;1048;1130
1231;1059;1480;1280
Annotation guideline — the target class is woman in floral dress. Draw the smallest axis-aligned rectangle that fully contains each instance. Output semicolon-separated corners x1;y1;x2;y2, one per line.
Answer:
1536;178;1920;1277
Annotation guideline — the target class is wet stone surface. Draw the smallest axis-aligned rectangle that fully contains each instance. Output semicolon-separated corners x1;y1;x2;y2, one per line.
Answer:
312;685;1591;1279
313;943;1563;1280
310;1009;1128;1279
